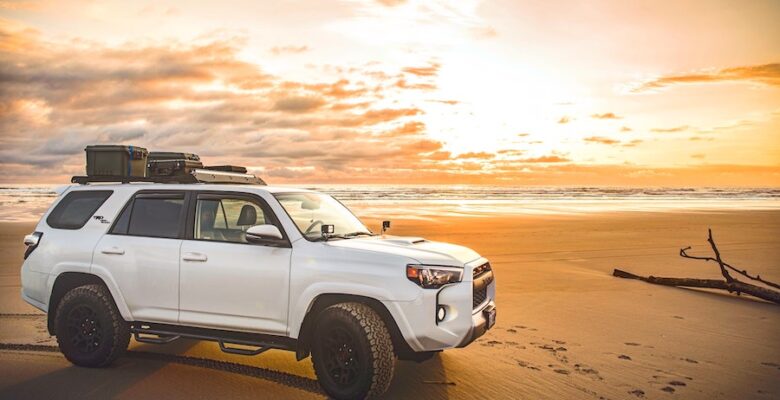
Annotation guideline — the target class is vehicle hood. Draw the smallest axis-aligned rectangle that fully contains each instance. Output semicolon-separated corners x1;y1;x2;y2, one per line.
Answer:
325;235;481;267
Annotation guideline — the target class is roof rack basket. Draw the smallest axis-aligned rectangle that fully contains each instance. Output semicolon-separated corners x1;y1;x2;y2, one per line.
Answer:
72;169;266;185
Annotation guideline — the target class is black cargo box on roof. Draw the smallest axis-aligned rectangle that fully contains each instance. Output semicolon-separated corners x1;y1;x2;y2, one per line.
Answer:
85;145;148;177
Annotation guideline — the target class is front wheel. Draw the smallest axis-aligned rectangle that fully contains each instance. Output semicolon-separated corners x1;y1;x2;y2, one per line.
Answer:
54;284;130;368
311;303;395;399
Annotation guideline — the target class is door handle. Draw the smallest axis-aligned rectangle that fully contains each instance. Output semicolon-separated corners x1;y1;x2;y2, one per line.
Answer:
101;247;125;255
182;252;208;262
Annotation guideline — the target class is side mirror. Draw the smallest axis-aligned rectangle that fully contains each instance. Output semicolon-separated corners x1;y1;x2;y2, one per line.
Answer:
246;224;283;243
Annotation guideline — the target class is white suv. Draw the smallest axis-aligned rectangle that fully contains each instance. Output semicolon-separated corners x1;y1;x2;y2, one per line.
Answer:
20;182;496;399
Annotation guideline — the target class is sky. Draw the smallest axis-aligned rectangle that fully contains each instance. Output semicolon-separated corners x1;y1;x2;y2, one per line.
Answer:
0;0;778;185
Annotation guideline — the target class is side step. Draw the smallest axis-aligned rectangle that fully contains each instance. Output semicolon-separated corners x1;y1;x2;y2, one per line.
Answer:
130;322;297;356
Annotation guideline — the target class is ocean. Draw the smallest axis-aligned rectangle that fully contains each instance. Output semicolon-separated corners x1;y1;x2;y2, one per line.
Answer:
1;184;779;223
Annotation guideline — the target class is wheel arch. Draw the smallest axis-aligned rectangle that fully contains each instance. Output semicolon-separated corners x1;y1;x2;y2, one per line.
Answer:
295;293;419;361
47;272;128;335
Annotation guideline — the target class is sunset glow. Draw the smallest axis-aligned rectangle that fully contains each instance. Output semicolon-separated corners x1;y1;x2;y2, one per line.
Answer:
0;0;778;185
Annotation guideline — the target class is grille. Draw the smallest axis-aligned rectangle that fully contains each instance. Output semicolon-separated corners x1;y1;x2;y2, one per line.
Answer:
472;262;493;308
473;285;487;308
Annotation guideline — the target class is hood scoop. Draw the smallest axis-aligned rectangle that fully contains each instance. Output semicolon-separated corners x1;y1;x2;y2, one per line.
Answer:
381;237;427;246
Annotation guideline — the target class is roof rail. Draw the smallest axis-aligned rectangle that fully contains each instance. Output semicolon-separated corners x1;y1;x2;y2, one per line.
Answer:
72;169;266;185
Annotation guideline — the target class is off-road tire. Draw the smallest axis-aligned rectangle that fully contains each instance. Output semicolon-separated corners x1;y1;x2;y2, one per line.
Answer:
54;284;130;368
311;302;395;399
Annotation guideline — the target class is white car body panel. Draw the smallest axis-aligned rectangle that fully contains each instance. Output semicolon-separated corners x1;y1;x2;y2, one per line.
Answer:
20;183;496;353
179;239;291;334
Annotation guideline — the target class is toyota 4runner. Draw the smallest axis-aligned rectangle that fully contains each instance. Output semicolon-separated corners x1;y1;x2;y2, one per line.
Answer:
20;180;496;399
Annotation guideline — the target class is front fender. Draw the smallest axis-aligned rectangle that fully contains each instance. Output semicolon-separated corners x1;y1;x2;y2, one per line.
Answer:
288;282;400;338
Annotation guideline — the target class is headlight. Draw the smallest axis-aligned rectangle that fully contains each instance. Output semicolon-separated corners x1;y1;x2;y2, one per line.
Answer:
406;264;462;289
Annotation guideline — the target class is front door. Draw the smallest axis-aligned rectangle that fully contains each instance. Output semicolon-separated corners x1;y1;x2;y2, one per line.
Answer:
178;192;292;335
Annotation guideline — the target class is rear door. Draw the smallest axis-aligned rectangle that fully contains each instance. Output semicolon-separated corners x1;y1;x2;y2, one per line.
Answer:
92;191;187;323
179;192;292;335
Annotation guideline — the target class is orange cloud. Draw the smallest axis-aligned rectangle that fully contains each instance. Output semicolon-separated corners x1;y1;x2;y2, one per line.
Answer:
584;136;620;145
269;45;309;55
591;112;621;119
557;116;570;124
456;152;494;160
651;125;689;133
630;63;780;93
402;62;441;77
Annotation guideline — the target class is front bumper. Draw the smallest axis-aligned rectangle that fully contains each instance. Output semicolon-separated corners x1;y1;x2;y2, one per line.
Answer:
383;258;496;352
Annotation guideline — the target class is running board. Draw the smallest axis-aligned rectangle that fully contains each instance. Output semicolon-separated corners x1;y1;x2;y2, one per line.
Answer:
130;322;297;356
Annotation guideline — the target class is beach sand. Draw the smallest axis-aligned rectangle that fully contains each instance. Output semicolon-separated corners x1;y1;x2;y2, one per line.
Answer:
1;211;779;399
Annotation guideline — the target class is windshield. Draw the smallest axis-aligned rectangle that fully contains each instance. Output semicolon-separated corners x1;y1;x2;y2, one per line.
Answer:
274;192;371;240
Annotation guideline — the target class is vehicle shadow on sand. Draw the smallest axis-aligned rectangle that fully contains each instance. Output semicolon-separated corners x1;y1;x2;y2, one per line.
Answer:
1;341;453;399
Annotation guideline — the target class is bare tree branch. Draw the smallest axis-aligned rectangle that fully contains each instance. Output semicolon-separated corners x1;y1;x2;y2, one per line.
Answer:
679;230;780;290
616;229;780;304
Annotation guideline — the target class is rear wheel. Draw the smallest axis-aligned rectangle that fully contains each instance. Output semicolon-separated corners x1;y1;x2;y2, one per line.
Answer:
54;284;130;368
311;302;395;399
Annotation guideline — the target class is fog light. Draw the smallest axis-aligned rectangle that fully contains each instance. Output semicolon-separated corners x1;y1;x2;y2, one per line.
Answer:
436;306;446;322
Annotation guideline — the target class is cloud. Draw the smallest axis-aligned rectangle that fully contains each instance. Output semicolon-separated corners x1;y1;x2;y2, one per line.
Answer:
269;45;310;55
0;25;454;182
584;136;620;145
515;155;570;163
456;152;493;160
620;126;632;132
585;136;643;147
402;62;441;77
557;116;571;124
651;125;689;133
591;112;621;120
273;96;326;113
629;63;780;93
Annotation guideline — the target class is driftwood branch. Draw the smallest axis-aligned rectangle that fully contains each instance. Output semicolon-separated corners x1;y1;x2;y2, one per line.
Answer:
614;229;780;305
613;269;780;304
679;229;780;290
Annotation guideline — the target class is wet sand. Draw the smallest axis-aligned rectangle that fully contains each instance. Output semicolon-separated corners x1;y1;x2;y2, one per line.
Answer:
1;211;779;399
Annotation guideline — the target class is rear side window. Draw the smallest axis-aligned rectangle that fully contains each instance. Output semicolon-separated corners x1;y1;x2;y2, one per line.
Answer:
111;193;185;239
47;190;113;230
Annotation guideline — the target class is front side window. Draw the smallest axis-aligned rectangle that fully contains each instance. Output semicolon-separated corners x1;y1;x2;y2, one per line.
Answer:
47;190;112;230
274;192;370;240
111;193;185;239
195;197;266;243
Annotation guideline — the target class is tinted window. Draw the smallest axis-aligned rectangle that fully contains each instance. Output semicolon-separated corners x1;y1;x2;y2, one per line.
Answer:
47;190;112;229
195;197;266;243
127;197;184;239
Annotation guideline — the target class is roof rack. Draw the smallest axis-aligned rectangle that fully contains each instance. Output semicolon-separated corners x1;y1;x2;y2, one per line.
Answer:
72;169;266;185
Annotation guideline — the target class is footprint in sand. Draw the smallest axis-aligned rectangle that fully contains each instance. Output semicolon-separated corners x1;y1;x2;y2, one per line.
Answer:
625;342;641;346
482;340;503;347
760;362;780;370
681;358;698;364
517;360;541;371
668;381;686;387
673;316;684;319
553;369;570;375
553;340;566;345
661;386;675;393
574;363;603;380
507;328;517;333
618;354;632;360
628;389;645;398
